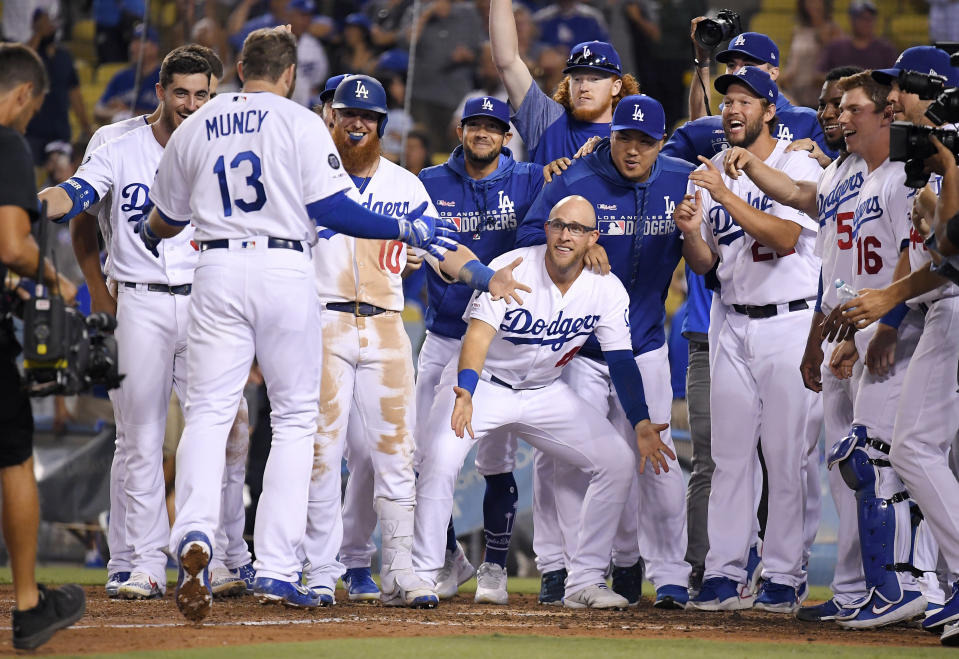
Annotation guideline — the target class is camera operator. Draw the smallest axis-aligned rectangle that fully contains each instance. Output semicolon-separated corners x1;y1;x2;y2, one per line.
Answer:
0;43;84;650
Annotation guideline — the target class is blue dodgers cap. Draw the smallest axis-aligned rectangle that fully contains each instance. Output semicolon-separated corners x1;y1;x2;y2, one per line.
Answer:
716;32;780;67
376;49;409;74
132;23;159;44
563;41;622;75
344;12;372;31
320;73;351;103
461;96;511;129
611;94;666;139
288;0;316;12
715;66;779;102
872;46;959;87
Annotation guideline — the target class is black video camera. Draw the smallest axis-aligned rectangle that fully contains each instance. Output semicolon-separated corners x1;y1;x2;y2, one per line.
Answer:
694;10;743;52
898;68;948;101
889;122;959;188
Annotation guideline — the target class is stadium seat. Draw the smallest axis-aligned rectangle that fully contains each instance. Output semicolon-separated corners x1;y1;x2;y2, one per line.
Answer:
888;14;929;50
760;0;798;14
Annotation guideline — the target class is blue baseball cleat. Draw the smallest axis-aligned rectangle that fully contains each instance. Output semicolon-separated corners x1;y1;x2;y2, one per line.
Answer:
309;586;336;607
688;576;754;611
924;582;959;633
837;589;926;629
753;581;799;614
235;563;256;595
175;531;213;622
654;584;689;610
538;568;567;606
797;597;841;622
343;567;381;602
254;577;321;608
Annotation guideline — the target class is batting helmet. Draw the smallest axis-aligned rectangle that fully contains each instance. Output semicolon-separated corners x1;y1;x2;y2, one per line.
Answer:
331;74;389;137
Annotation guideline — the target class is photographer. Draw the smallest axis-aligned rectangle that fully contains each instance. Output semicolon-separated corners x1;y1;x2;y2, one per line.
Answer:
0;43;84;650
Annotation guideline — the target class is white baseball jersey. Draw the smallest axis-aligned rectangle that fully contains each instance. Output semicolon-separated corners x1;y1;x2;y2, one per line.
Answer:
72;124;196;285
697;139;822;306
312;156;436;312
815;154;867;314
80;115;150;252
906;174;959;306
151;91;350;242
467;245;632;389
848;158;911;293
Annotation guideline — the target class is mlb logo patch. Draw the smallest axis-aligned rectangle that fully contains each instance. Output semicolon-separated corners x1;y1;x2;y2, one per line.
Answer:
599;220;626;235
451;216;463;231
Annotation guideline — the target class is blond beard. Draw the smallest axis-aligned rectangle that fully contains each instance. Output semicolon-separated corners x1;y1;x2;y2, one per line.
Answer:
332;126;381;174
571;102;609;122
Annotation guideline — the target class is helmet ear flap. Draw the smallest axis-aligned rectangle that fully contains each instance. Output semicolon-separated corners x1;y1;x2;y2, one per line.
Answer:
378;113;388;138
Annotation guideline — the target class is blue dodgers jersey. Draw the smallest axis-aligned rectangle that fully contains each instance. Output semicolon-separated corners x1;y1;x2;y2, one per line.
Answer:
418;146;543;339
511;82;612;166
516;139;692;357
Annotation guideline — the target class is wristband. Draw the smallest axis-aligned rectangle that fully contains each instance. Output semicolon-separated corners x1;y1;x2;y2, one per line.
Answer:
879;302;908;329
460;259;495;292
947;210;959;249
457;369;479;396
694;58;710;68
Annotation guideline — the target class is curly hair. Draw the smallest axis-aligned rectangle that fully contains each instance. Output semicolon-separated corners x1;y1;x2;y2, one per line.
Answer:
552;73;640;114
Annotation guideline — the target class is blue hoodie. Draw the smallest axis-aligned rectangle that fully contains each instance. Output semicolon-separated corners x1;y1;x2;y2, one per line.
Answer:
418;146;543;339
516;139;693;358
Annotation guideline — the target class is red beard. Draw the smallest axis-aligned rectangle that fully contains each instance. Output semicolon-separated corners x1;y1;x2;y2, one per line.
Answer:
332;125;381;174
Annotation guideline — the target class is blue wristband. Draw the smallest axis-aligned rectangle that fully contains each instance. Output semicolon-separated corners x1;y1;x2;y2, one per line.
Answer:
457;369;479;396
879;302;909;329
55;178;100;223
460;260;495;292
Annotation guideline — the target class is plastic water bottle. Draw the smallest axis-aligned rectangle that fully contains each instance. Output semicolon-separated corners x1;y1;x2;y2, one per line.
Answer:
834;279;857;304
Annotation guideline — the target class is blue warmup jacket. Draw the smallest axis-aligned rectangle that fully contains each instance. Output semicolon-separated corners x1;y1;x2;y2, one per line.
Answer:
418;146;543;339
516;139;693;358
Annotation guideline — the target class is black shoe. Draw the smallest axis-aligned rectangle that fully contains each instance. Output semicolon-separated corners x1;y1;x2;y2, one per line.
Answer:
611;560;644;606
538;568;567;605
13;584;86;650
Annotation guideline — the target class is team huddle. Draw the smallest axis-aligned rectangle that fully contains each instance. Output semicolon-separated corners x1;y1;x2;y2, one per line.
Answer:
34;0;959;646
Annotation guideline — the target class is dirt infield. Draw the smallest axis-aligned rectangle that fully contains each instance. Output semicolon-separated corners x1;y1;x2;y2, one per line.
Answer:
0;586;943;656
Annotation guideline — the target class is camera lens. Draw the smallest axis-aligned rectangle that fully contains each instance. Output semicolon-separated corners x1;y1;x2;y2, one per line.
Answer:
695;20;725;49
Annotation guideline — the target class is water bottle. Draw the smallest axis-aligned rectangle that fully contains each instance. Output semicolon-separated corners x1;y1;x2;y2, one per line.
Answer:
834;279;857;305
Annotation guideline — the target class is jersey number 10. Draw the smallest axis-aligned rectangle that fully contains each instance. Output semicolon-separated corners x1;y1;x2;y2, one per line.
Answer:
213;151;267;216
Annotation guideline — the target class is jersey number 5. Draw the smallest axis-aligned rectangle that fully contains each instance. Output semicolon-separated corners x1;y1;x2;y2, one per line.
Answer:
213;151;267;216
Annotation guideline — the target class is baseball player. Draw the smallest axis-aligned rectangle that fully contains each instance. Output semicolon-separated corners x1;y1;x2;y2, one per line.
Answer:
717;66;870;622
413;194;675;610
677;67;823;614
514;94;697;609
317;73;350;127
39;49;217;601
301;75;530;608
415;95;543;604
137;29;457;621
488;0;638;166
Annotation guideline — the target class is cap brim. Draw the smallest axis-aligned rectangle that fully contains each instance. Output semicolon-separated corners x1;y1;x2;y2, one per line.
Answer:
319;91;335;103
715;48;766;64
562;64;620;76
461;113;510;130
714;73;768;99
611;124;663;139
870;68;899;84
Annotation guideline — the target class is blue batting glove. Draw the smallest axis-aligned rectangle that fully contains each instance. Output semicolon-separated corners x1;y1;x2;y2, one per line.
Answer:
134;217;161;258
397;203;459;261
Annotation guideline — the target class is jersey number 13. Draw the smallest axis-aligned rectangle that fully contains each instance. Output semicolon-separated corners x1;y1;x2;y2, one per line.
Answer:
213;151;267;216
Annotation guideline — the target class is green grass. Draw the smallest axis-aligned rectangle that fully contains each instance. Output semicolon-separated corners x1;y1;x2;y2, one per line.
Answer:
0;567;835;603
68;636;948;659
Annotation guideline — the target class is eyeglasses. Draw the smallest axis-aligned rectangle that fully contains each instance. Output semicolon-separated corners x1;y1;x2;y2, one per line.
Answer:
546;219;595;236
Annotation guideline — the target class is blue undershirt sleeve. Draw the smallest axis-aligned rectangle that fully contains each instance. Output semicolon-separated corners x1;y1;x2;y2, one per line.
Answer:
305;190;401;239
603;348;650;427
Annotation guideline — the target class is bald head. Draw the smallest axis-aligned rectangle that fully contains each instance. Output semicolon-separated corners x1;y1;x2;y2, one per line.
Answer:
548;195;596;228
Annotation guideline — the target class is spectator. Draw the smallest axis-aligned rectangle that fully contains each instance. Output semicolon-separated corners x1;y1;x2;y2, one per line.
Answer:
92;0;146;64
534;44;567;94
406;0;483;152
817;0;897;74
25;10;92;164
780;0;843;108
404;127;432;175
290;0;330;107
514;4;544;67
2;0;59;44
331;13;377;76
93;23;161;124
190;18;239;93
228;0;335;53
532;0;609;51
366;0;414;49
376;50;415;161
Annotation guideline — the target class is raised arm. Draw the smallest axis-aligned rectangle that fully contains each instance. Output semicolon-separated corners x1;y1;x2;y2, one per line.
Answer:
489;0;535;109
688;17;713;121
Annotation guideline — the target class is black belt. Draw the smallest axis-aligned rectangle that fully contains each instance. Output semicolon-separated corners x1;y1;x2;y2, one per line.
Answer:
326;301;390;317
732;299;808;319
488;374;546;391
199;237;304;252
123;282;192;295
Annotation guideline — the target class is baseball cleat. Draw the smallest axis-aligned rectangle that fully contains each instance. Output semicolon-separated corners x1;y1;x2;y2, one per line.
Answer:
175;531;213;622
924;582;959;633
343;567;381;602
474;562;508;605
211;567;247;598
654;584;689;610
381;572;439;608
117;572;164;600
105;571;131;599
835;595;869;621
742;544;763;597
753;581;799;614
611;560;643;607
836;589;926;629
688;576;755;611
564;583;629;610
796;598;841;622
253;577;321;608
309;586;336;606
434;541;475;599
538;568;567;606
234;562;256;595
942;621;959;646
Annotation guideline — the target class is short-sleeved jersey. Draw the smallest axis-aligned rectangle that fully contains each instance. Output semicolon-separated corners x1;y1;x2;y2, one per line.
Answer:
815;153;866;313
511;82;610;165
697;139;822;306
468;244;632;389
313;156;436;312
71;124;196;285
906;174;959;305
848;158;911;293
151;91;350;242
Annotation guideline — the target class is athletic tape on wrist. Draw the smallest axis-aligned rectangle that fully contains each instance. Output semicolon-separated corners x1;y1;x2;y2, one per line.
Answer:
457;369;479;396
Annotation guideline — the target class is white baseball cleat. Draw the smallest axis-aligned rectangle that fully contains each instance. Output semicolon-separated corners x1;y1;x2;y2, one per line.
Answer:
211;567;247;598
381;570;439;608
435;541;476;599
563;584;629;610
116;572;164;600
474;562;508;605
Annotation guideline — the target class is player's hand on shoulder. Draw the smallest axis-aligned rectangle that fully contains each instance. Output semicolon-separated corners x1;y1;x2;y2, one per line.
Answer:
583;243;610;275
785;138;829;167
865;323;897;378
451;386;474;439
674;190;703;235
397;202;460;260
634;419;674;475
828;338;858;380
543;157;571;183
573;136;601;159
489;257;532;305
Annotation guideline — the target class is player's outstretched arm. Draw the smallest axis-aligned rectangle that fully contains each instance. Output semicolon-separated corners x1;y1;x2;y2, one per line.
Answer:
39;178;101;223
452;319;498;439
489;0;535;109
842;256;946;330
433;244;531;303
723;147;819;217
674;190;716;274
